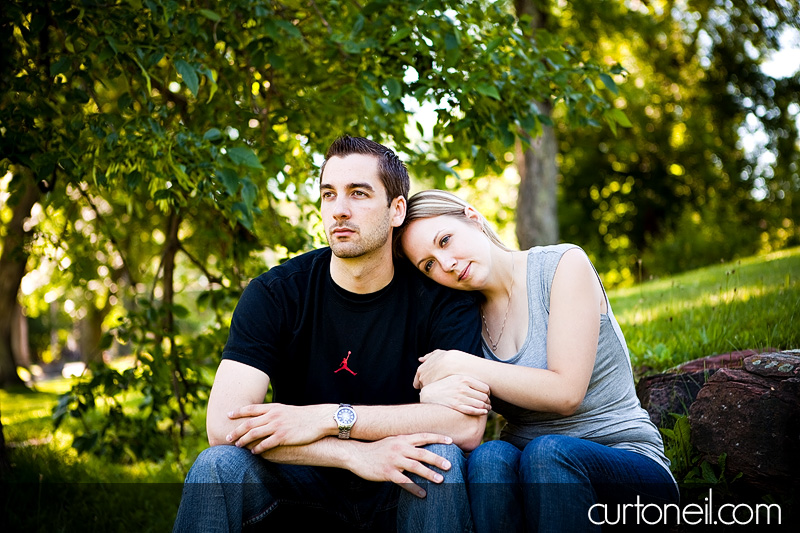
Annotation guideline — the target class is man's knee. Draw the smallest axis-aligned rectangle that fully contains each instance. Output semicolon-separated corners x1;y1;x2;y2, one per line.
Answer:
421;443;467;483
186;445;259;484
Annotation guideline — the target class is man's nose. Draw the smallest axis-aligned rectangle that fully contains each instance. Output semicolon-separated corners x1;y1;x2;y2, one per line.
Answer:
332;197;350;219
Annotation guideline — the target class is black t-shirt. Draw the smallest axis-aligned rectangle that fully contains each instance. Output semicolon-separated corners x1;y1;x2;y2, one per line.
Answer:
222;247;482;406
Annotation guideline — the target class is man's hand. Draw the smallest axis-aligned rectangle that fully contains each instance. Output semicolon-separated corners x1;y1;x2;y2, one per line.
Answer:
226;402;336;453
346;433;455;499
419;375;491;416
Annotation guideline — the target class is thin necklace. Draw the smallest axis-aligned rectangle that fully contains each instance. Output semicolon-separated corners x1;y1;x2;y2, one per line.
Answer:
481;255;515;351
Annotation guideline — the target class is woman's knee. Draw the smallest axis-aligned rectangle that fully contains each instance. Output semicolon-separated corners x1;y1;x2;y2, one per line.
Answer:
519;435;587;483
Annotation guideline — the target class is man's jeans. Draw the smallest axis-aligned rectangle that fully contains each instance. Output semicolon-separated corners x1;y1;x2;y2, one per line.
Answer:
467;435;679;533
173;443;472;532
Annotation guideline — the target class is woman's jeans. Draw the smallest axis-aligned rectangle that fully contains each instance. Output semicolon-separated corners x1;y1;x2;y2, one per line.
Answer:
172;443;472;532
467;435;679;533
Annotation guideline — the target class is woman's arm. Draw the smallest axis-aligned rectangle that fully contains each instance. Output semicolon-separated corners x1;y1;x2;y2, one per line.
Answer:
414;248;602;416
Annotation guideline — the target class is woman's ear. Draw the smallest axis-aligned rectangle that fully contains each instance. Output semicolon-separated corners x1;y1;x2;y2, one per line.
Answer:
463;205;483;226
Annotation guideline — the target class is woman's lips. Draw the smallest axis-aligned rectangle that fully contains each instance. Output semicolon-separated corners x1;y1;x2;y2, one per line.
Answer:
458;262;471;281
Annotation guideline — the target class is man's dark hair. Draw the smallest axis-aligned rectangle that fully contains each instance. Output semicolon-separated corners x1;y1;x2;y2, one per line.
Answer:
320;135;410;205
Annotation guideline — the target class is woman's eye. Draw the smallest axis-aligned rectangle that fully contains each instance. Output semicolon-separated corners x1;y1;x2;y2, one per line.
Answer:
439;235;450;247
424;260;434;273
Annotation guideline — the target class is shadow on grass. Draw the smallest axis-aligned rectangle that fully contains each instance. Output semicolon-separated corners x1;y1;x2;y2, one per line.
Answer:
2;444;183;532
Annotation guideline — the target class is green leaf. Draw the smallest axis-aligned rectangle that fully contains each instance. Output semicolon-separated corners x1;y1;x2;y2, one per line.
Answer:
50;57;71;77
605;114;618;136
485;37;504;54
175;59;199;96
199;66;218;103
538;113;554;127
233;202;254;231
275;20;302;40
387;27;412;45
99;332;115;351
227;147;263;169
599;73;619;95
204;128;222;141
385;78;402;100
700;461;718;483
216;168;239;196
241;178;257;207
611;108;633;127
105;35;120;54
352;14;365;37
172;304;190;318
199;9;221;22
476;83;501;101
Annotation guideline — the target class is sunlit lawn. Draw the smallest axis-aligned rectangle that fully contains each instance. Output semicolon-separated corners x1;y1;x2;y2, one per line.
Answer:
610;246;800;372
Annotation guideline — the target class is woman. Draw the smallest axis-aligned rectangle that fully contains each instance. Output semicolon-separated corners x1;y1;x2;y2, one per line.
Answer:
396;190;678;532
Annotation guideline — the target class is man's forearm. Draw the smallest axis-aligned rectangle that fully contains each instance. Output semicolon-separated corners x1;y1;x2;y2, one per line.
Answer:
348;403;486;451
258;436;352;467
224;401;486;453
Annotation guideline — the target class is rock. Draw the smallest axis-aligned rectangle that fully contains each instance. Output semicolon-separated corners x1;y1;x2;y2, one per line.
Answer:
687;352;800;493
674;349;765;373
637;371;710;428
745;352;800;378
635;349;766;428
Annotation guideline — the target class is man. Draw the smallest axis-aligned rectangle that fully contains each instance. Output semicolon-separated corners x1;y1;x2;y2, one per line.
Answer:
173;136;488;532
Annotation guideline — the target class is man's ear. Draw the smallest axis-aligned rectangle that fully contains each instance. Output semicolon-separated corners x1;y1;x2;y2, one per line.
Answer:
390;196;407;228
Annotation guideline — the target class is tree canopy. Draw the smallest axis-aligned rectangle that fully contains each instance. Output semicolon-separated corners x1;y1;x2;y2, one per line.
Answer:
551;0;800;282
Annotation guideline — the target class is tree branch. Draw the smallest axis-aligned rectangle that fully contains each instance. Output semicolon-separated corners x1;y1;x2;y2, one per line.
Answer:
77;186;138;287
178;244;223;285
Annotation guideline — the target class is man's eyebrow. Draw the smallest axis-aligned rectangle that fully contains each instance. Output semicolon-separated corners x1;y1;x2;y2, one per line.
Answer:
348;182;375;191
319;182;376;191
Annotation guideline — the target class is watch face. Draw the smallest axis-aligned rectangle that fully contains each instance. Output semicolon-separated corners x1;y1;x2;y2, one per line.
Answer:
336;407;355;425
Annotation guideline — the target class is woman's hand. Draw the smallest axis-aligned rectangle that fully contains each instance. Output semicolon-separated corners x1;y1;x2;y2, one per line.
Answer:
419;375;491;416
414;349;476;389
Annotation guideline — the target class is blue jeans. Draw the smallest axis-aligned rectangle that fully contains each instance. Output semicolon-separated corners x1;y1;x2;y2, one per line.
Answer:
467;436;679;533
173;443;471;533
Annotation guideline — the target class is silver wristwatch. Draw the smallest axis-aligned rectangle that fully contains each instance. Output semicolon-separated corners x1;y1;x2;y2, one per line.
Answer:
333;404;357;439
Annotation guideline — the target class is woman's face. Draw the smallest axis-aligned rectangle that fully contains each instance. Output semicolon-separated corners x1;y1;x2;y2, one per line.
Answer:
400;212;492;291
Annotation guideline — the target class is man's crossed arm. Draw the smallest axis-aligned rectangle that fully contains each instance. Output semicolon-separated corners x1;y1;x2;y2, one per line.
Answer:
205;360;488;497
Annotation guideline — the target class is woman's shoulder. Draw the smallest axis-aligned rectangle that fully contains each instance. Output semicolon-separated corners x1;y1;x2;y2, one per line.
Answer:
525;243;584;274
526;243;582;256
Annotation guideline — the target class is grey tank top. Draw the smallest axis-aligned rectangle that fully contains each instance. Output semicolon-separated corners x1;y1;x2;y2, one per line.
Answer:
484;244;673;476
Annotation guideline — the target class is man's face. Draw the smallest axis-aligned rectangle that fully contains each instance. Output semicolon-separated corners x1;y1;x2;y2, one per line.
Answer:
320;154;402;259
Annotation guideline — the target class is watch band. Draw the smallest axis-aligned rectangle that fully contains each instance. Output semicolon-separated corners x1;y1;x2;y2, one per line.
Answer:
335;404;356;439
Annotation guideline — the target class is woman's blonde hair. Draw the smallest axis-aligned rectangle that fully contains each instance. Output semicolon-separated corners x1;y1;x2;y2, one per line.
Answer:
394;189;511;256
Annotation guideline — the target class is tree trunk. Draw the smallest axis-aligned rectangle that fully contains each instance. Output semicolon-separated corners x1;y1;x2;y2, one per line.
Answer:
0;171;40;388
514;0;559;248
161;210;188;435
80;301;110;365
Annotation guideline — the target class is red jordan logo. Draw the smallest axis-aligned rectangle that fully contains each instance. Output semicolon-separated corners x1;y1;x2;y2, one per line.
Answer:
334;351;357;375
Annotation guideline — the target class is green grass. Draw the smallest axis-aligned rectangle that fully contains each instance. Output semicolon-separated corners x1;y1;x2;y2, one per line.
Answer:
609;246;800;372
1;381;206;532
